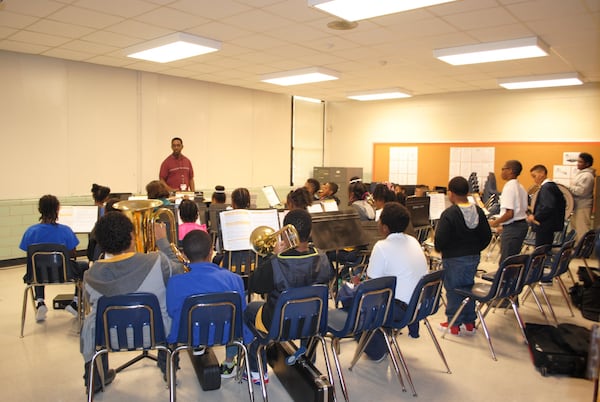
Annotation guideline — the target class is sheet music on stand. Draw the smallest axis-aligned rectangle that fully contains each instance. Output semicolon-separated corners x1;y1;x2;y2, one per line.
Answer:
58;206;99;233
428;193;447;220
220;209;280;251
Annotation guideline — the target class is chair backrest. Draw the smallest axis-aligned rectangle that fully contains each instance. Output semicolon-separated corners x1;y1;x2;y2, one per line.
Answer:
397;269;445;327
520;245;551;288
95;292;166;351
573;229;597;259
542;239;575;281
27;243;72;284
344;276;396;335
175;292;243;347
267;284;328;342
490;254;529;300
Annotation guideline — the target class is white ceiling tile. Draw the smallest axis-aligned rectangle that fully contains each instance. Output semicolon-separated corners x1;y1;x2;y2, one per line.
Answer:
75;0;160;18
0;11;39;29
11;30;71;47
133;7;208;30
49;6;124;29
2;0;66;17
27;19;95;38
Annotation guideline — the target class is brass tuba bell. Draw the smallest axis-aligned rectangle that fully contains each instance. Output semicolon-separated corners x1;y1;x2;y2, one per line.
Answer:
113;200;189;266
250;224;300;257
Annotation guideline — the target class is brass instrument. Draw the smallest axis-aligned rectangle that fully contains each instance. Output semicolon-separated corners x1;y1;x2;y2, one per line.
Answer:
250;224;300;257
113;200;189;268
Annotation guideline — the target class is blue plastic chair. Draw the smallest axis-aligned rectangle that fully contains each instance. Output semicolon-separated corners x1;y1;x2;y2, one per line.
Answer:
326;276;397;402
21;243;83;337
536;239;576;325
385;270;450;396
248;284;334;402
88;292;171;402
443;254;529;361
170;292;254;402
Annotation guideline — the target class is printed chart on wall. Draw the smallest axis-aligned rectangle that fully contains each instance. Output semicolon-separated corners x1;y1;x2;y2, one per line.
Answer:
389;146;418;184
553;151;581;186
449;147;495;192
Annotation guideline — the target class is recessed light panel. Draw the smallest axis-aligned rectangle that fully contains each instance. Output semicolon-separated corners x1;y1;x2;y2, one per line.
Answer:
126;32;221;63
434;37;549;65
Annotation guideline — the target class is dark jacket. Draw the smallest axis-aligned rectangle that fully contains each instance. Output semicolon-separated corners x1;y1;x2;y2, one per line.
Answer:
248;247;333;329
533;181;566;233
434;203;492;259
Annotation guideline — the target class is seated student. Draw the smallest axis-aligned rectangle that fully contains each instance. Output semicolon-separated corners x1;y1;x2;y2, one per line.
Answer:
146;180;172;205
361;202;428;360
393;184;407;205
211;185;227;204
413;184;430;197
348;181;375;220
286;187;312;210
372;183;397;221
305;178;321;201
86;197;120;262
166;230;253;379
91;183;111;214
20;194;89;321
231;187;251;209
319;181;340;205
177;199;207;241
244;209;334;385
80;212;185;393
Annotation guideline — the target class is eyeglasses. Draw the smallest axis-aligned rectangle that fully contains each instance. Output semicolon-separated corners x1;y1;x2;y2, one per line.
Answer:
501;167;510;170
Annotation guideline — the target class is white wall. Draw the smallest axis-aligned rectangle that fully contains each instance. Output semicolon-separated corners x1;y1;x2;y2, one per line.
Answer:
324;84;600;181
0;51;292;200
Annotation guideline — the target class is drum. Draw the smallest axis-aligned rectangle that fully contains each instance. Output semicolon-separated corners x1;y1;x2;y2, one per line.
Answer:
529;183;574;221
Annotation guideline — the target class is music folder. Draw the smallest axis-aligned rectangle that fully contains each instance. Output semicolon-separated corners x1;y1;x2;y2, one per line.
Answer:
219;209;280;251
58;205;99;233
262;185;284;208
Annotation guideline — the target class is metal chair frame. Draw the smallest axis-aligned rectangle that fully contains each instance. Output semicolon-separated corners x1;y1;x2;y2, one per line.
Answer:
21;243;83;337
443;254;529;361
326;276;397;402
169;292;254;402
87;293;171;402
385;270;451;396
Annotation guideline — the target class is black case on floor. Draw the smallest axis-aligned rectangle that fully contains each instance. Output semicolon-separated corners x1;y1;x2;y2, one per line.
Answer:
187;347;221;391
266;341;333;402
525;322;590;378
53;294;73;309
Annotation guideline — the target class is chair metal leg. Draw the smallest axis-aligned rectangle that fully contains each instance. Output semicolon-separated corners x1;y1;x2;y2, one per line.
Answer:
170;348;179;402
256;344;269;402
556;277;575;317
476;305;497;361
329;337;349;402
423;318;451;374
386;328;416;396
349;330;376;370
524;284;551;325
442;296;469;339
509;296;527;342
538;282;559;326
20;286;33;338
315;335;337;402
233;341;255;402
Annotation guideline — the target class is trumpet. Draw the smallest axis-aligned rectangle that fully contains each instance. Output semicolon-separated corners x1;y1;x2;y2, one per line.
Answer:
113;200;189;267
250;224;300;257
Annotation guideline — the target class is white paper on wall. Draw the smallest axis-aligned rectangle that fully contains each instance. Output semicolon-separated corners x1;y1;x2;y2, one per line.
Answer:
389;146;418;184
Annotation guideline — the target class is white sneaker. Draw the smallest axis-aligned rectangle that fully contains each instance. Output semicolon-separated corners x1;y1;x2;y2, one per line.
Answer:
65;302;78;318
36;303;48;322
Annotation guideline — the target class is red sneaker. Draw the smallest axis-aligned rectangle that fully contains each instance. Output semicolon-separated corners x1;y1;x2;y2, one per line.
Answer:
462;322;476;336
439;322;461;336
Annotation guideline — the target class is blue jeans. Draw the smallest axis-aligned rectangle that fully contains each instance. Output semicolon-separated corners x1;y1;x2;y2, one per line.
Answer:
443;255;480;325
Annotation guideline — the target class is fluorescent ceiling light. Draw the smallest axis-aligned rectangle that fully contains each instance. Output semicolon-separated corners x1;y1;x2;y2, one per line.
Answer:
347;88;412;101
125;32;221;63
261;67;339;86
309;0;456;22
294;96;323;103
434;37;549;65
498;72;583;90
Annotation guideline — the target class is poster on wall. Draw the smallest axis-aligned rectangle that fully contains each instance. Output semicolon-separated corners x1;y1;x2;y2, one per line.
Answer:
563;152;580;165
449;147;495;191
389;146;418;184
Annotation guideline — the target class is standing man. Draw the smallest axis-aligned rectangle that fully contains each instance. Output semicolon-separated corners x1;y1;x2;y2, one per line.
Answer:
160;137;195;192
527;165;566;247
569;152;595;241
435;177;491;336
489;160;529;264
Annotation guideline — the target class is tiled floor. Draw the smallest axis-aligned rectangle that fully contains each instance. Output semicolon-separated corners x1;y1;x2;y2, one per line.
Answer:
0;252;595;402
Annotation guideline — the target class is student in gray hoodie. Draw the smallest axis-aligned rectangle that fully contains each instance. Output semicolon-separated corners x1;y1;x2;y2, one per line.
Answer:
569;152;596;241
435;176;492;336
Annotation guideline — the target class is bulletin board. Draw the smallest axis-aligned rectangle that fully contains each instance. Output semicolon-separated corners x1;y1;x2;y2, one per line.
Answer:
373;142;600;192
